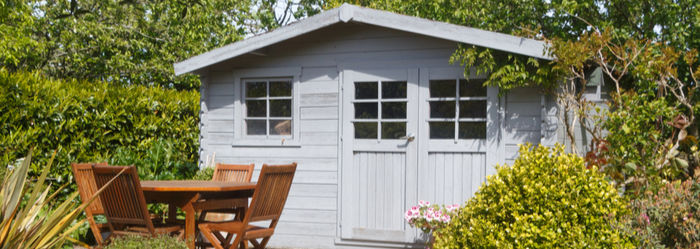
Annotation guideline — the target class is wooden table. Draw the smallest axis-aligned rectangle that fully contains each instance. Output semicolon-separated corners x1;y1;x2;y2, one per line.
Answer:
141;180;256;249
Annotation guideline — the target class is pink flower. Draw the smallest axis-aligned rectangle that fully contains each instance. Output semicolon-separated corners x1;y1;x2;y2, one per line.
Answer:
640;212;650;224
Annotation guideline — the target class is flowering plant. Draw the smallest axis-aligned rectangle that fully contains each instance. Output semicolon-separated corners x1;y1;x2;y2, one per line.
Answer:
404;200;460;234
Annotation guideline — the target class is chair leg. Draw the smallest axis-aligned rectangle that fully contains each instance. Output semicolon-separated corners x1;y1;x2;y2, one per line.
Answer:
250;239;261;249
259;236;272;249
200;226;226;249
228;232;243;249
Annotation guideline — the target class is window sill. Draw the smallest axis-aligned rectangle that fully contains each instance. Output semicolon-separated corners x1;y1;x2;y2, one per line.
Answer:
231;140;301;148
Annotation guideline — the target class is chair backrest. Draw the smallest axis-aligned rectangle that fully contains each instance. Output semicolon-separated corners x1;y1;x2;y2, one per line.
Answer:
71;162;108;215
245;163;297;223
212;163;255;182
92;165;154;233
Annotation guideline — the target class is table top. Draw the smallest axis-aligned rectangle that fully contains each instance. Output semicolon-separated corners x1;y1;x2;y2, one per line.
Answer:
140;180;256;192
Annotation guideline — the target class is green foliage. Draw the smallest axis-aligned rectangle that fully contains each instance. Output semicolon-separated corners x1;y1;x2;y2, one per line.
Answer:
599;93;683;192
325;0;699;92
0;69;199;197
0;0;324;90
0;0;250;90
109;139;199;181
192;166;215;180
0;150;88;248
434;144;632;249
103;235;188;249
622;172;700;248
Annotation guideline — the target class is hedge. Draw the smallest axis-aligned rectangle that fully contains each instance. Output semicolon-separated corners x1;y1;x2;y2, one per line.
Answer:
0;69;200;189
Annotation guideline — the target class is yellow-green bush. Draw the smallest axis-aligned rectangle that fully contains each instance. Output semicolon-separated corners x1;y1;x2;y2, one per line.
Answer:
434;144;632;249
0;69;199;192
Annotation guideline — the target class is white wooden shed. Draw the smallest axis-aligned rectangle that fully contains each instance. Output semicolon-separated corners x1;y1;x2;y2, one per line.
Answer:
174;4;560;248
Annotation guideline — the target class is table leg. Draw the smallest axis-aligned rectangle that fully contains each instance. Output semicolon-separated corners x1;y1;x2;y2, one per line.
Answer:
182;194;200;249
168;204;178;223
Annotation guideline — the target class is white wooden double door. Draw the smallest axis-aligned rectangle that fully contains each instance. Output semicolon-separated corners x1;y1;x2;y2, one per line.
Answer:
340;67;493;243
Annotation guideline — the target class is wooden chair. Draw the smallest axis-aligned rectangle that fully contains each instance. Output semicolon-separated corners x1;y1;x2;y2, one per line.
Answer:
198;163;297;249
197;163;255;222
71;162;109;246
92;165;183;242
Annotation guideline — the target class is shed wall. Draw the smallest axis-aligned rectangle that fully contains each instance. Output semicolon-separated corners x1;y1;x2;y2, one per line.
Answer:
198;23;557;248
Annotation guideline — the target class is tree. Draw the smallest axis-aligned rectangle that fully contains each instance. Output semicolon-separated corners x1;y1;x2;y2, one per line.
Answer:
0;0;239;90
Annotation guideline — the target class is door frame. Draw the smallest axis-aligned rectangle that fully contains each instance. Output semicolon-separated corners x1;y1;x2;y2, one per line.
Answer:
335;60;504;246
339;66;419;242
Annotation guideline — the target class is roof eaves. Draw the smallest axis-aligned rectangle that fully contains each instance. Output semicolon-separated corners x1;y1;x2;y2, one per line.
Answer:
345;4;551;60
173;7;343;75
174;4;552;76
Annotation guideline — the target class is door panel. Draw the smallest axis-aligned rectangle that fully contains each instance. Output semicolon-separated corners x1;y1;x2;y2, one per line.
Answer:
416;67;493;210
341;68;418;242
419;152;486;205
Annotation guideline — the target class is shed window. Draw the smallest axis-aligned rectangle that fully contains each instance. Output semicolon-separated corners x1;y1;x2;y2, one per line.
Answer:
353;81;407;139
243;79;293;137
428;79;486;139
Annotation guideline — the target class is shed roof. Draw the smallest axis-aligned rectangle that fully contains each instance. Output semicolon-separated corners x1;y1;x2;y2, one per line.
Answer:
174;4;552;75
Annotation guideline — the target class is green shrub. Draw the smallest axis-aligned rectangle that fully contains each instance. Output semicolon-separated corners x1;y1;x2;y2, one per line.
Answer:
1;150;88;248
104;235;188;249
623;171;700;248
0;69;199;195
434;144;632;249
192;166;215;180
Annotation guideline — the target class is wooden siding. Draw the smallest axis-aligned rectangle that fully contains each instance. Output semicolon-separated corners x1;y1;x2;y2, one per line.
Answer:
503;87;544;165
198;22;558;248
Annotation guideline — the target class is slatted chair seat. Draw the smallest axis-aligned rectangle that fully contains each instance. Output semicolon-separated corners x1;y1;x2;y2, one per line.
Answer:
92;165;184;243
198;163;297;249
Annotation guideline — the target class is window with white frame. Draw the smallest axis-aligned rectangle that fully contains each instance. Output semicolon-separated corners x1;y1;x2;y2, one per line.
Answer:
427;78;487;139
353;80;408;139
243;78;293;137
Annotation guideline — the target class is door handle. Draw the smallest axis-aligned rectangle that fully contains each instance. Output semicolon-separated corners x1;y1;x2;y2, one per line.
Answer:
400;133;415;142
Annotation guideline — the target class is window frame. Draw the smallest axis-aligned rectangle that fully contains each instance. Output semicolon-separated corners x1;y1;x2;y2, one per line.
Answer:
232;67;301;147
426;78;488;140
420;67;497;153
352;80;409;140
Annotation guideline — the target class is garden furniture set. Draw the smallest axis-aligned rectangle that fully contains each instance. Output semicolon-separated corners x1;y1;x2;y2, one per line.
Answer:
71;162;297;249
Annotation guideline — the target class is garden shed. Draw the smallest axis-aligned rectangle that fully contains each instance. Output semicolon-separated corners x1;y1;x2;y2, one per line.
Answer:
174;4;560;248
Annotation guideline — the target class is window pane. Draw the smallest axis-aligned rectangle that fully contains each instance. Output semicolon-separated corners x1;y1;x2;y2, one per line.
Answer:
429;101;456;118
459;100;487;118
429;122;454;139
246;82;266;98
355;122;378;139
382;81;407;99
355;82;378;99
382;102;406;119
270;100;291;117
246;100;266;117
269;80;292;97
270;119;292;135
429;80;456;98
459;122;486;139
354;103;378;119
459;79;486;97
381;122;405;139
246;120;266;135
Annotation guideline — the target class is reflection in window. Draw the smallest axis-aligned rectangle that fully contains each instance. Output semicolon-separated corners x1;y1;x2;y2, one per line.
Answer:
354;81;407;139
428;79;487;139
244;79;293;136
